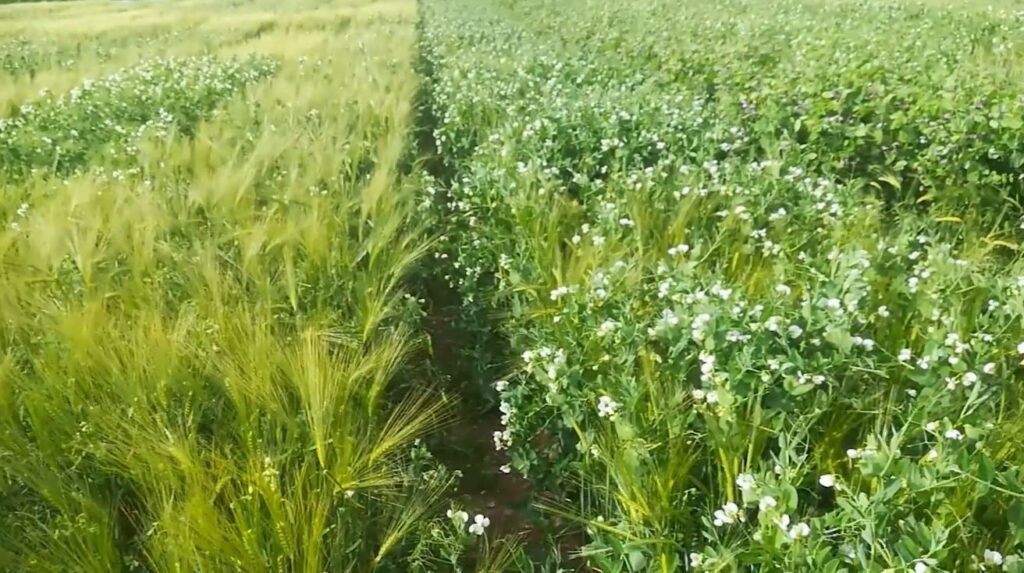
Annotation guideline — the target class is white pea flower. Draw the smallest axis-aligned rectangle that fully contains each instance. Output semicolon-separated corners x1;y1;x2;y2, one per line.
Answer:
492;430;510;450
710;284;733;301
984;549;1004;566
597;320;619;337
788;522;811;540
758;496;777;512
494;380;509;392
818;474;837;488
983;362;997;375
668;243;690;256
914;560;928;573
713;502;741;527
917;357;931;370
825;298;842;311
775;513;790;531
925;449;939;461
944;429;963;441
597;395;620;418
877;305;890;318
846;448;861;459
658;279;674;299
704;390;719;404
963;372;978;386
660;308;680;328
689;552;704;569
691;389;706;402
699;351;716;377
898;348;912;362
726;330;749;343
775;284;792;296
787;324;804;339
925;421;938;432
447;509;469;524
550;286;570;301
735;473;756;492
499;401;514;423
499;464;511;474
693;313;713;333
468;514;490;535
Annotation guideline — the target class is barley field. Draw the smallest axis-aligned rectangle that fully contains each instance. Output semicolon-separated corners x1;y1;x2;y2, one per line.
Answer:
4;0;1024;571
0;1;459;571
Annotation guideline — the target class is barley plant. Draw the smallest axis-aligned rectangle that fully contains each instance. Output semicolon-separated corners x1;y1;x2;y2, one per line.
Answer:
0;0;467;571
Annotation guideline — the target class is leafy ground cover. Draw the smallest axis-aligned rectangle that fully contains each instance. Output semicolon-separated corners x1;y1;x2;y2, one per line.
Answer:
1;55;278;178
419;0;1024;570
6;0;1024;570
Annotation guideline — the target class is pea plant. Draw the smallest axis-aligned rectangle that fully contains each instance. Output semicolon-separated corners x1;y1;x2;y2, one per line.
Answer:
420;0;1024;569
0;55;277;179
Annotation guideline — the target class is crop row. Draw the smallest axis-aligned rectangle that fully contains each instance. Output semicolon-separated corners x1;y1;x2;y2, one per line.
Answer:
0;31;188;78
0;54;277;180
0;7;473;570
421;0;1024;570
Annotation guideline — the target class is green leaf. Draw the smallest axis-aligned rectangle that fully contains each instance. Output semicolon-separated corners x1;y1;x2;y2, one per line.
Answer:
824;327;852;353
978;456;995;485
627;549;647;571
614;418;636;441
1009;501;1024;530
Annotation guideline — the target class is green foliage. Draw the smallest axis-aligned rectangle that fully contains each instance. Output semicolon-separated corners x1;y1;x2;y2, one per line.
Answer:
420;0;1024;569
10;0;1024;569
0;34;178;78
0;1;482;571
0;55;278;179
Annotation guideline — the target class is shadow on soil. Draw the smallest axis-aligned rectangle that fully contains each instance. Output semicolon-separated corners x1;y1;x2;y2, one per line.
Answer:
406;10;591;569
